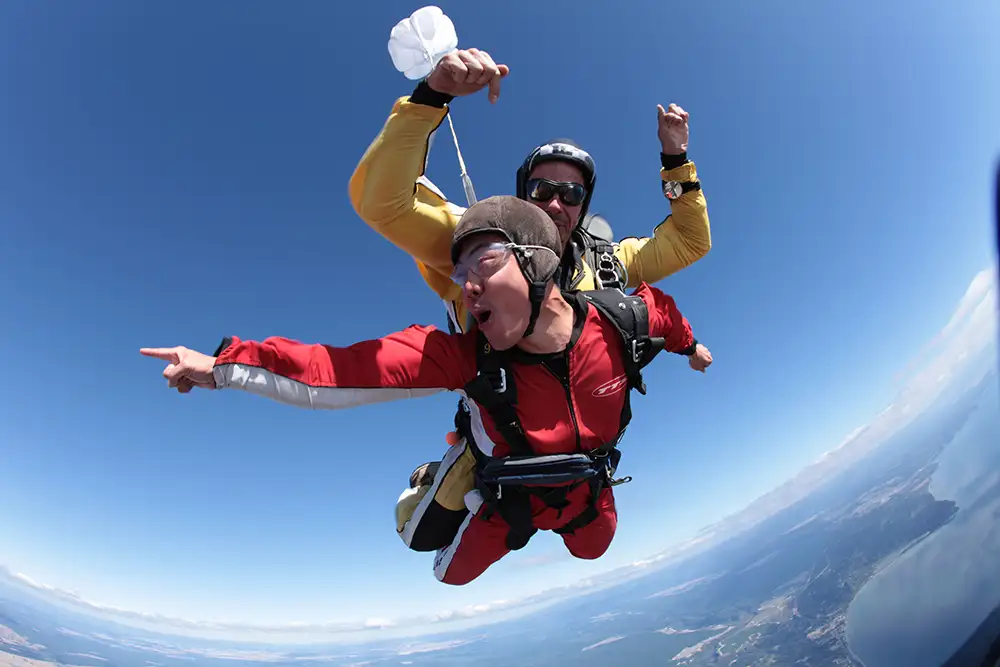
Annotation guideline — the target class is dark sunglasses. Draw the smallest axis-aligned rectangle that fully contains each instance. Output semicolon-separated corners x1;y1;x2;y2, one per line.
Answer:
525;178;587;207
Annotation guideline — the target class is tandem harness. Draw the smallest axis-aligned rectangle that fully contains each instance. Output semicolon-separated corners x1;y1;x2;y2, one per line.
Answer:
559;214;629;293
454;288;666;551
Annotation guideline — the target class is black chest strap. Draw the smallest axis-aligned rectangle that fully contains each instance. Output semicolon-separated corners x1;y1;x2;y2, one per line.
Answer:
461;333;541;551
462;333;533;458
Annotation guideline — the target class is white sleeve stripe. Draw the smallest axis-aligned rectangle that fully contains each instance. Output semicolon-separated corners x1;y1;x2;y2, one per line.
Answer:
433;500;479;582
214;363;445;410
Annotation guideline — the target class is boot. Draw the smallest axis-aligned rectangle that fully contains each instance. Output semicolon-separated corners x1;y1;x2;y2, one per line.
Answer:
395;462;441;539
409;461;440;489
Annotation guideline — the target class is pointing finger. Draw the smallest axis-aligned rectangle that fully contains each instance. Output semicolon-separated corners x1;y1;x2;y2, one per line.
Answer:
140;347;181;363
488;64;509;103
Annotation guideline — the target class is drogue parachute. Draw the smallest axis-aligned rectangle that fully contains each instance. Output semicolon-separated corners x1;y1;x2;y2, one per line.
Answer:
388;6;477;207
387;6;457;80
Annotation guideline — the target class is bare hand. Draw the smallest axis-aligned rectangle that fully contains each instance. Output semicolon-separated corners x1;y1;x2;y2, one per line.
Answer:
657;103;690;155
426;48;509;103
140;346;218;393
688;343;712;373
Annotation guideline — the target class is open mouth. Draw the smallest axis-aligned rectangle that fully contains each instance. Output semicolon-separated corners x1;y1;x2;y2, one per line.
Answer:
475;310;492;325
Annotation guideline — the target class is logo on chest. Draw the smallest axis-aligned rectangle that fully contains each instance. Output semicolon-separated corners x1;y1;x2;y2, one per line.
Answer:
592;374;629;398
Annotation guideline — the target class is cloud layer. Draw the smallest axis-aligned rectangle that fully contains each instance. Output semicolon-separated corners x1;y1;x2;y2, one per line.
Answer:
0;563;632;644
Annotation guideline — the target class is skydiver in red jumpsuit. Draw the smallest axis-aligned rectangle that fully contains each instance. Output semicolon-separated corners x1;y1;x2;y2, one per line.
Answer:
141;195;710;585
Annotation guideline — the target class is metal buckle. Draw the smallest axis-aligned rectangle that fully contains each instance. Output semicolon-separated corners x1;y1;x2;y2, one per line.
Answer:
477;367;507;394
495;367;507;393
597;252;618;284
630;339;644;364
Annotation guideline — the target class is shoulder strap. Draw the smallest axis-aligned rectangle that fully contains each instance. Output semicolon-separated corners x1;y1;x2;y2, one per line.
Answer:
575;226;628;291
583;289;666;395
462;332;534;457
580;288;666;462
555;240;585;291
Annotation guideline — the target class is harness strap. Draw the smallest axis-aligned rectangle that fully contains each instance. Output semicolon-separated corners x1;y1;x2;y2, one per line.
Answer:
552;476;606;536
473;474;538;550
480;475;606;546
583;290;666;396
576;228;627;291
473;454;602;549
460;334;540;550
552;504;598;535
463;333;533;457
457;289;662;548
555;241;585;291
590;240;626;291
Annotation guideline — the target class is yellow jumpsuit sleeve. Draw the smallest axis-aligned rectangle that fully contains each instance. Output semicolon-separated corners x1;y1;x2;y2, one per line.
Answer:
348;96;467;299
614;160;712;288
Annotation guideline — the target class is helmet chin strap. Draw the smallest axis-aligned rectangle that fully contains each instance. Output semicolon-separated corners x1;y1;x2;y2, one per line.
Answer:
512;249;552;339
521;281;547;338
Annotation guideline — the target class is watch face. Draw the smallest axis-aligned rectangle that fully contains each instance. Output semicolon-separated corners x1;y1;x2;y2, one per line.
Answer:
663;181;683;200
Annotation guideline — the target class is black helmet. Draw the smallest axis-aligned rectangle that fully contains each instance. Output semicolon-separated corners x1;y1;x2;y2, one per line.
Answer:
515;138;597;221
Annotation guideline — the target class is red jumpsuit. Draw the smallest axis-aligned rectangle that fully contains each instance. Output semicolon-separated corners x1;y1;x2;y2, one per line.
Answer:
211;283;694;585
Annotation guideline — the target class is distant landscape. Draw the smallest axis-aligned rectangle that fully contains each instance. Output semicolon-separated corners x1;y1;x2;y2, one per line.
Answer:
3;357;997;666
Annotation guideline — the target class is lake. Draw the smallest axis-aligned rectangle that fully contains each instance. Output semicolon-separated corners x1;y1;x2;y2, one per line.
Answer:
846;374;1000;667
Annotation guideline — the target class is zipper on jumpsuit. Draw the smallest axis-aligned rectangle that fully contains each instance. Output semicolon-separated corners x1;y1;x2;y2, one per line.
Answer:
545;352;581;451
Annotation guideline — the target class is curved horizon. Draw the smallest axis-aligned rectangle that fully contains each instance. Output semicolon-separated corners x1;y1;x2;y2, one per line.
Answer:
1;3;997;661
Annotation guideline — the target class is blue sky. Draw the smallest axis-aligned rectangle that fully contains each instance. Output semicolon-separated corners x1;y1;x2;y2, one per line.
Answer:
0;0;998;638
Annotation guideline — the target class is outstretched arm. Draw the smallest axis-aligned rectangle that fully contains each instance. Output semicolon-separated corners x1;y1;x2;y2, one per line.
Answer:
140;325;473;409
634;282;714;372
614;104;712;286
